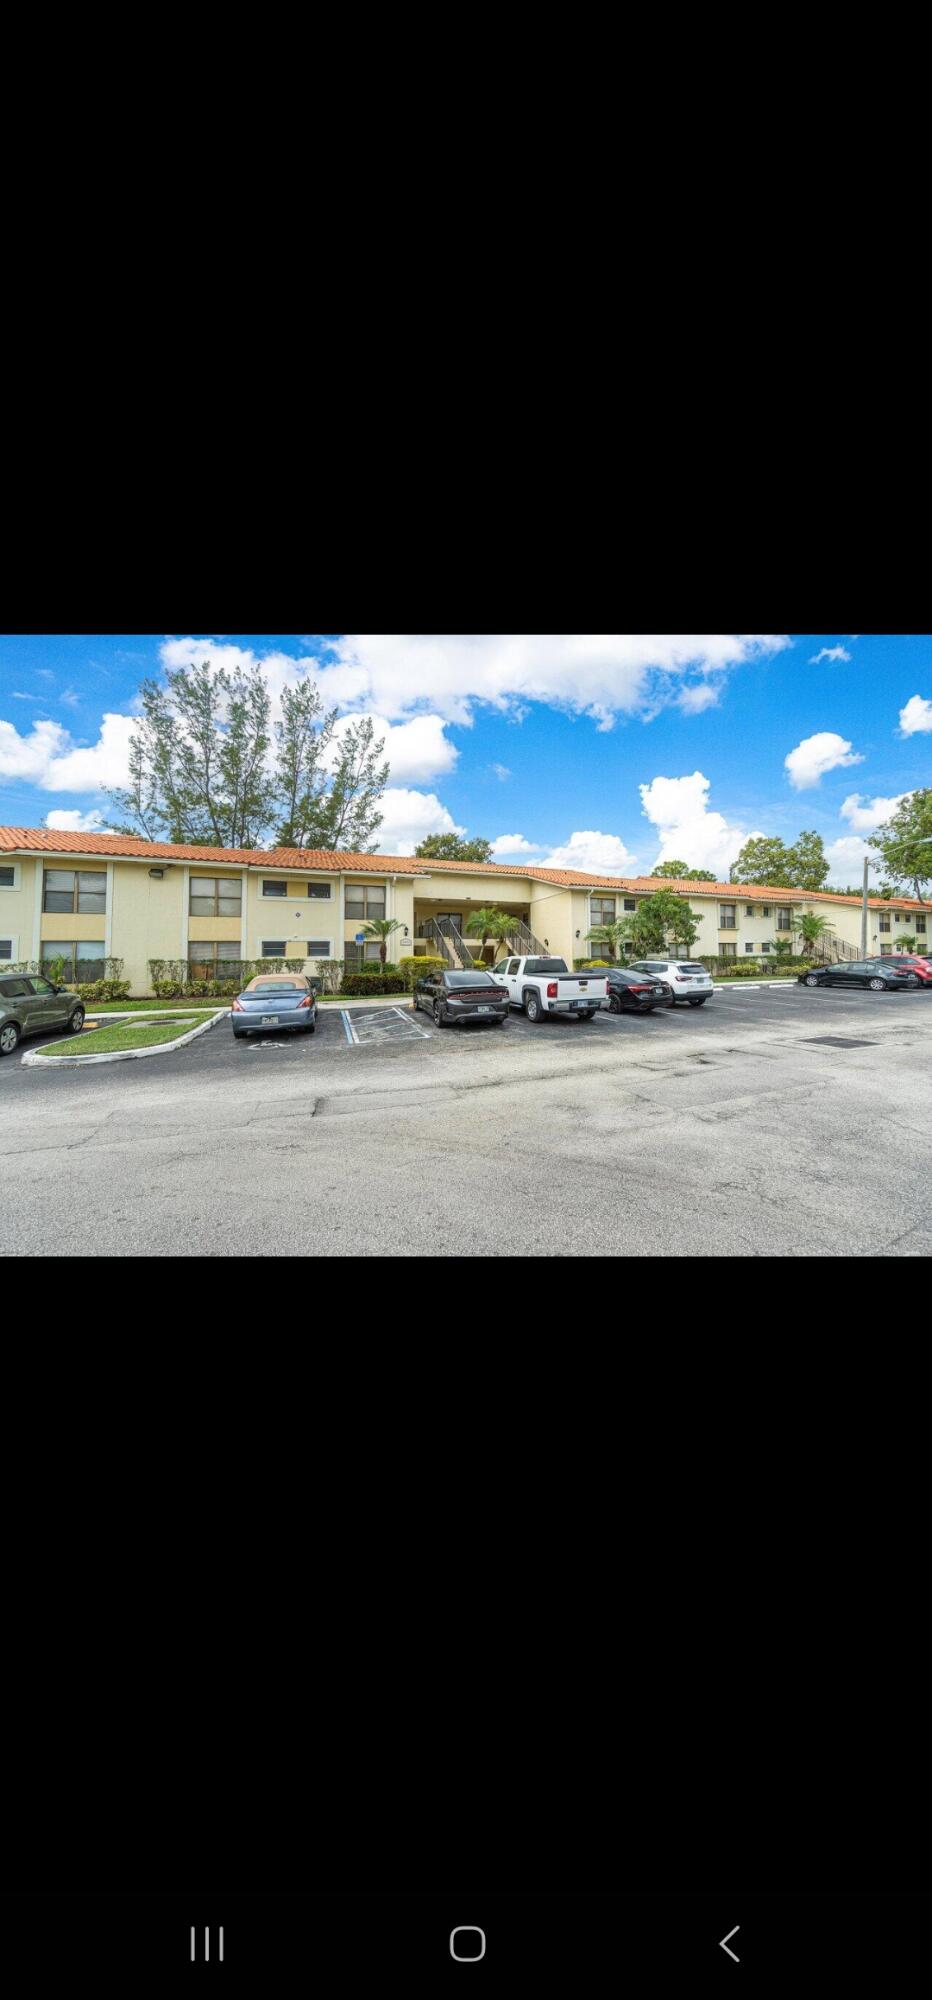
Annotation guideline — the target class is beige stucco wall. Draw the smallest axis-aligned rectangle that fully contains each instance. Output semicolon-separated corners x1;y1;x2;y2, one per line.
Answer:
112;862;186;992
0;856;38;964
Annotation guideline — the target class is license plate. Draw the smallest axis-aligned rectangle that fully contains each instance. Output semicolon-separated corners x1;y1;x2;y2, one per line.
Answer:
261;1015;279;1024
477;1006;492;1014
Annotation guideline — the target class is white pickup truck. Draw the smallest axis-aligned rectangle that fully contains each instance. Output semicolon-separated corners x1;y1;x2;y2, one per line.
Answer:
490;955;609;1023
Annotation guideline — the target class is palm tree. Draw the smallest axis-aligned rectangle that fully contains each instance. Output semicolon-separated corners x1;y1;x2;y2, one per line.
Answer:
585;920;634;963
361;917;404;967
466;906;509;963
793;911;835;961
895;933;918;952
487;912;516;963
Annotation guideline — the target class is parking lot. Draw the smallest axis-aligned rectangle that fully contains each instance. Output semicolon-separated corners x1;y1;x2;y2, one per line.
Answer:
2;985;930;1256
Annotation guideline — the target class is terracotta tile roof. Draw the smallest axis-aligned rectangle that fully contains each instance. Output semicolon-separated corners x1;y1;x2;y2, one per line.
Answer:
0;827;926;911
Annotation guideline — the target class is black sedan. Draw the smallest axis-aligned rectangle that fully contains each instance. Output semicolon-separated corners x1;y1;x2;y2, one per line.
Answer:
798;958;917;992
582;964;669;1013
230;973;318;1037
414;969;510;1028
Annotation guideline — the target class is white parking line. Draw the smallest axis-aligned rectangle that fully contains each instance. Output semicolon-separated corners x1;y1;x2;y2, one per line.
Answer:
391;1005;432;1038
340;1009;359;1044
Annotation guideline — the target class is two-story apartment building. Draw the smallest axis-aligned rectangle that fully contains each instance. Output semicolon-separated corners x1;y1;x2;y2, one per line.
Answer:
1;828;928;991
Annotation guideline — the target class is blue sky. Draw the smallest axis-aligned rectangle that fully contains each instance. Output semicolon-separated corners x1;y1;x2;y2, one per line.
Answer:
1;633;930;884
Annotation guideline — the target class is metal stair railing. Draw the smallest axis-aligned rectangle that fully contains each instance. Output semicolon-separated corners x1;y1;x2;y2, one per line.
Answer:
422;917;456;967
437;916;477;968
504;920;547;956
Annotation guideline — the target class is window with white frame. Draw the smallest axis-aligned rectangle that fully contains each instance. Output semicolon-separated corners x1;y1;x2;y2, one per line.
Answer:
761;905;771;917
43;867;106;914
260;940;287;957
719;903;736;929
761;941;771;953
344;884;386;920
745;941;755;953
306;939;331;957
590;896;616;926
261;880;288;899
776;909;792;931
0;865;18;890
307;882;331;900
719;941;737;958
0;936;16;962
189;876;242;917
879;914;891;932
916;916;927;933
187;941;243;978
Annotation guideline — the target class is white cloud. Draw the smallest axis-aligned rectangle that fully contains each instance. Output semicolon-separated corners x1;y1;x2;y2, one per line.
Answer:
784;731;863;789
639;771;750;878
490;763;511;781
540;830;639;874
840;791;910;833
809;645;851;664
44;808;110;833
35;669;55;683
899;693;932;736
329;711;457;786
0;717;70;780
825;836;879;886
490;833;543;857
675;681;723;714
60;688;81;709
292;633;791;727
371;788;464;856
10;691;40;701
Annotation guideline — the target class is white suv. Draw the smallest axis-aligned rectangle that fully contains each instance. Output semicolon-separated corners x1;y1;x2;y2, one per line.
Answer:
629;959;713;1006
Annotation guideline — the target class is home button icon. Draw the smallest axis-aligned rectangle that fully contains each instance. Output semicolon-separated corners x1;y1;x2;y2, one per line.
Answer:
450;1925;486;1962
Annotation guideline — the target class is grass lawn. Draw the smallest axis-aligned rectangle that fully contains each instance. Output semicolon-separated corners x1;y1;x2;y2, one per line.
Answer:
43;1017;201;1056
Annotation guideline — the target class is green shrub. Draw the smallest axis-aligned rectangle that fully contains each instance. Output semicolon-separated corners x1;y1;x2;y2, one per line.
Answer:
399;955;446;991
285;959;305;973
342;973;407;996
316;959;345;995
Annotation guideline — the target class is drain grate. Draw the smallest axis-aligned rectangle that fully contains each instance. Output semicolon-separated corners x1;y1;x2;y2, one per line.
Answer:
802;1036;878;1049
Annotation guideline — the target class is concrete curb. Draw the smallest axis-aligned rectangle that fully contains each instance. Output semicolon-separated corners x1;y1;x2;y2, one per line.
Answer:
22;1009;230;1069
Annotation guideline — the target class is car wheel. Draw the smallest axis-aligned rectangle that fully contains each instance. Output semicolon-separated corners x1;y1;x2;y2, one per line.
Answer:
804;974;821;988
433;999;446;1027
905;972;919;986
608;993;621;1014
493;1015;507;1026
579;1009;595;1020
525;992;543;1024
0;1022;21;1056
869;977;886;991
688;997;708;1007
69;1006;86;1033
306;1019;316;1033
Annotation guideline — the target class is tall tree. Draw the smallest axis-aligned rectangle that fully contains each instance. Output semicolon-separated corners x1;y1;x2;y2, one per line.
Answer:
792;911;835;960
785;830;829;891
684;868;718;881
651;860;690;878
414;833;493;862
106;662;275;848
274;695;389;851
869;789;932;905
631;892;703;955
730;837;792;886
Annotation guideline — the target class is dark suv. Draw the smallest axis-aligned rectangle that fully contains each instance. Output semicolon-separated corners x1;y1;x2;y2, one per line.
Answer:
0;974;86;1055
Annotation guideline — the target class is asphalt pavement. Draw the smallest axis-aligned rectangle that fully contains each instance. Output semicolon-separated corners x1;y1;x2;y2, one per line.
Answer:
2;986;930;1255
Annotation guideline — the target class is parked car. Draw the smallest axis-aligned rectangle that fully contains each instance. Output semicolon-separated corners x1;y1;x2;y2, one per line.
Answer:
230;973;318;1038
414;968;510;1027
629;959;714;1006
489;956;609;1023
884;954;932;985
0;972;86;1055
798;959;916;991
580;963;669;1013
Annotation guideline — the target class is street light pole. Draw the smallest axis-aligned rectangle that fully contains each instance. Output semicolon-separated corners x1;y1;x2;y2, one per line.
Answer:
861;855;869;958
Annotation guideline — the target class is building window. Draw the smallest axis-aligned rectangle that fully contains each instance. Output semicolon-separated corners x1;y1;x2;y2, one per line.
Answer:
623;899;636;913
590;897;616;926
188;941;243;979
719;904;736;929
307;882;331;900
40;941;106;981
260;941;287;958
761;905;771;917
189;876;242;918
345;940;383;969
745;941;755;953
261;880;288;899
0;866;16;890
344;884;386;920
916;916;926;933
761;941;771;954
879;944;893;956
879;915;891;933
776;909;792;932
719;941;737;959
42;868;106;915
0;937;15;962
745;904;755;916
306;940;331;957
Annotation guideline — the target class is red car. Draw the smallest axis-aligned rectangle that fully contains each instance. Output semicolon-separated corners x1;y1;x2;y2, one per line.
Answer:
885;955;932;985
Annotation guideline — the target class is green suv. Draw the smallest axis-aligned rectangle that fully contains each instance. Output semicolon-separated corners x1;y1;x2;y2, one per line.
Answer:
0;974;86;1055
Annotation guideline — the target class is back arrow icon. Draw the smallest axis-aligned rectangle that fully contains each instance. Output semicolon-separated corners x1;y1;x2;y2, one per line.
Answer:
719;1925;740;1963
